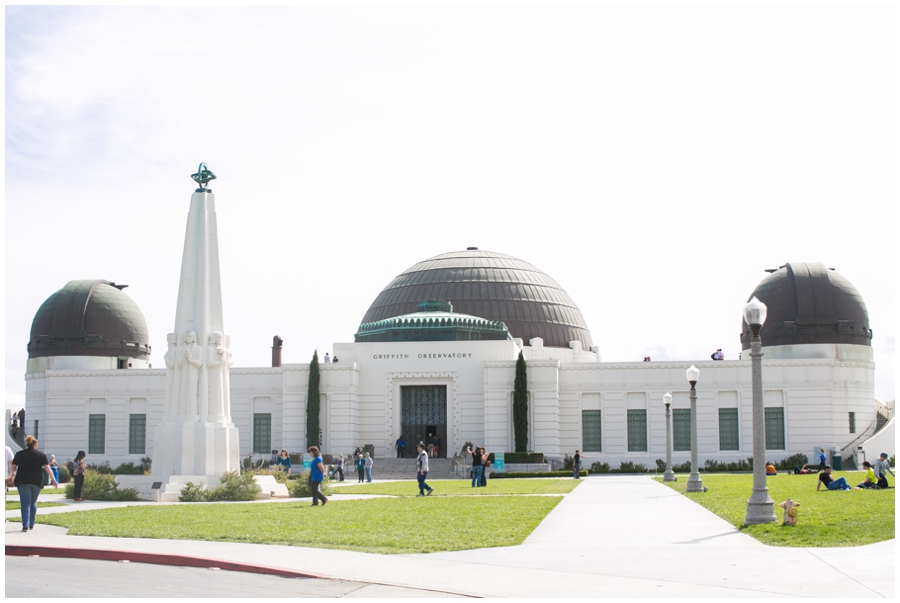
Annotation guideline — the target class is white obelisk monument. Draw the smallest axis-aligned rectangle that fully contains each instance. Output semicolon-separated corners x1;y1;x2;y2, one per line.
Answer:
152;164;240;493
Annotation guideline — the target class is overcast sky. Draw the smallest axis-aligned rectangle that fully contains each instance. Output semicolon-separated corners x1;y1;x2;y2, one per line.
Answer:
5;3;896;410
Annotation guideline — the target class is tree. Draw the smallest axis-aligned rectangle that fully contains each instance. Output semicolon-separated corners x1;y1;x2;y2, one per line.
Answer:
306;350;320;448
513;350;528;452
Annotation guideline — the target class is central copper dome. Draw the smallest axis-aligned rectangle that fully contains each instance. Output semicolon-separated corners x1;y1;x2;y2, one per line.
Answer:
360;249;593;349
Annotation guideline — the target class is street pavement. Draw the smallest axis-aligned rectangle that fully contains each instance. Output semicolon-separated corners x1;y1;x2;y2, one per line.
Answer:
5;476;895;598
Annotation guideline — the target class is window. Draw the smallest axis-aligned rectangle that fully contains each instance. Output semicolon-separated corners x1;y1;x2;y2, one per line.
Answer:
582;410;602;452
88;414;106;454
848;412;856;434
129;414;147;454
764;408;785;450
627;409;647;452
33;420;39;441
253;413;272;454
718;408;739;451
673;409;691;451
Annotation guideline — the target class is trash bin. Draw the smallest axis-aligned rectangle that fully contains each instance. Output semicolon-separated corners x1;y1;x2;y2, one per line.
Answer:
51;466;59;482
833;454;842;471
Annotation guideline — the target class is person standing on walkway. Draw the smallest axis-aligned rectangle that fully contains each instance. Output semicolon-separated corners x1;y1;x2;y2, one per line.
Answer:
395;435;406;458
364;452;374;482
72;450;86;501
307;446;328;506
336;454;345;482
8;436;58;531
355;453;365;483
416;443;433;496
874;453;894;489
573;450;587;479
469;445;484;487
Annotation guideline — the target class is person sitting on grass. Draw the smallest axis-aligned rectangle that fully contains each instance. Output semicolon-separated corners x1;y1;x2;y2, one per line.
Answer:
874;453;894;489
816;465;851;491
766;462;777;476
855;461;877;489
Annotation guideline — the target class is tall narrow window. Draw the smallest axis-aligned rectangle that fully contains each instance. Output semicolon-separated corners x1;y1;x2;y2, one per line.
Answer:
848;412;856;434
582;410;602;452
88;414;106;455
129;414;147;455
673;409;691;451
718;408;739;451
764;408;785;450
253;413;272;454
627;409;647;452
33;420;39;441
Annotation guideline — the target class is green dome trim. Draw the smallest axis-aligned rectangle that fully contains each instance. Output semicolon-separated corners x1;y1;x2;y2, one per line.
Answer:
355;300;511;343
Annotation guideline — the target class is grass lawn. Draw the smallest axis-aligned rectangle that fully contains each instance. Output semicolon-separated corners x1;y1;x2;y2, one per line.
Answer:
31;495;562;554
335;478;580;497
6;501;66;511
658;471;895;547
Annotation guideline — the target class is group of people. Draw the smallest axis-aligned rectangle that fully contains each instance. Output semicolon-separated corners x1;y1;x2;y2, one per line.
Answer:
352;449;373;483
322;353;339;364
816;453;894;491
710;349;724;360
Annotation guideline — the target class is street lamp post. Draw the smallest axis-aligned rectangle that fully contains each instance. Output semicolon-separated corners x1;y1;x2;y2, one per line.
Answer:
685;365;703;492
663;392;675;482
743;297;776;524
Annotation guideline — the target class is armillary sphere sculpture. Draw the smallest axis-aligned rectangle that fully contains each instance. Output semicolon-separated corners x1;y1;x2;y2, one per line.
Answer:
191;162;217;191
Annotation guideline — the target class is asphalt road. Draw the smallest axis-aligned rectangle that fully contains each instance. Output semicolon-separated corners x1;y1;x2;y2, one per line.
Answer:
5;556;465;598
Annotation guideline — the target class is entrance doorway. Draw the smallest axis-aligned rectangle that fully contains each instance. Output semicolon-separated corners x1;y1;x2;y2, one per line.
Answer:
400;385;447;458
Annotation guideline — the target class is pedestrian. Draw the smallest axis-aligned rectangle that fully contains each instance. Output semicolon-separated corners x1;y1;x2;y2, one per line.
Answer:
573;449;587;479
323;353;331;363
8;436;58;531
818;448;827;471
364;452;374;482
469;444;484;487
72;450;86;501
276;449;292;474
416;443;433;496
433;433;442;458
307;446;328;506
426;433;435;457
395;434;406;458
874;453;894;489
336;454;345;481
816;465;851;491
49;455;60;483
480;448;489;487
355;453;365;483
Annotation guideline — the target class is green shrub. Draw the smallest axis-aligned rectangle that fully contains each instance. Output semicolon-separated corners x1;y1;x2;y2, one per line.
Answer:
775;453;809;470
487;452;545;464
492;470;586;479
617;461;648;473
245;468;289;484
178;472;261;502
56;464;71;484
114;462;146;475
703;458;752;472
590;462;610;473
655;459;692;473
63;470;139;501
562;454;574;470
86;462;115;475
288;470;332;497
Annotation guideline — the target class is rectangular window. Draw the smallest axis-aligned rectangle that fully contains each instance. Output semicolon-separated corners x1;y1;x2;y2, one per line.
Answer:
718;408;739;451
627;409;647;452
88;414;106;455
582;410;602;452
848;412;856;434
764;407;785;450
129;414;147;455
33;420;39;441
673;409;691;451
253;413;272;454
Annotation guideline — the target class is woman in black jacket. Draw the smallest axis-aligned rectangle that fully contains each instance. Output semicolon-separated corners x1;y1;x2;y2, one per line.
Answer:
8;436;58;532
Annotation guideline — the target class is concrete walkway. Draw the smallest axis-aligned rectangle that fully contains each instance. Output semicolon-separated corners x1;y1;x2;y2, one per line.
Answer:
5;476;894;598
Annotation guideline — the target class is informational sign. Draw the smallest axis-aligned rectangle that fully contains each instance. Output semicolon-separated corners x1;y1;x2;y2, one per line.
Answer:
494;452;505;473
302;453;313;472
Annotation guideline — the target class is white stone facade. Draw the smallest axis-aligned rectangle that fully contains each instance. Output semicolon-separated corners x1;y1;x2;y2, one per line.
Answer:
24;335;882;469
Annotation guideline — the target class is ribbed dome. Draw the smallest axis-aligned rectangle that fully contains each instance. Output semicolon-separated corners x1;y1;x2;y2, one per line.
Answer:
740;263;872;350
360;250;593;349
28;280;151;359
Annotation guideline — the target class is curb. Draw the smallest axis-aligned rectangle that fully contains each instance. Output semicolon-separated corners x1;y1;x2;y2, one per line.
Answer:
5;545;325;579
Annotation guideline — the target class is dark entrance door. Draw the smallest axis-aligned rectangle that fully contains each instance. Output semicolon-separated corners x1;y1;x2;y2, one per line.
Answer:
400;385;447;458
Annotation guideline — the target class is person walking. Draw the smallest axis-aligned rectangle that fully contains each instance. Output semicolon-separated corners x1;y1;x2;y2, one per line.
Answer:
364;452;374;482
8;436;58;531
818;448;827;472
416;443;433;496
72;450;86;501
355;453;365;483
336;454;345;482
573;449;587;479
307;446;328;506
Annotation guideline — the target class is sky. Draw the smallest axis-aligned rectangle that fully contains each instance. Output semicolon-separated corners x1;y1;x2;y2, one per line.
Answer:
4;3;896;410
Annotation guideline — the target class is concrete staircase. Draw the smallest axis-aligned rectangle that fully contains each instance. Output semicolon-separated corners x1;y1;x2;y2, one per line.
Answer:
353;458;463;480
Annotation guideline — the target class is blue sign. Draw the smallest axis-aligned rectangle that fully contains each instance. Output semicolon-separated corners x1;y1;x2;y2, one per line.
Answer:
494;452;505;473
302;453;313;472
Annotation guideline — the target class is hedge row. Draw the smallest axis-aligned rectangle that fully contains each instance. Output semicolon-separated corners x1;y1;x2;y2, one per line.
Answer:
492;470;587;479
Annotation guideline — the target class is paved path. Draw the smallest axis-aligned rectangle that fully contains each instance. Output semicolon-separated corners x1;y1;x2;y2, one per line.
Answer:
5;476;894;598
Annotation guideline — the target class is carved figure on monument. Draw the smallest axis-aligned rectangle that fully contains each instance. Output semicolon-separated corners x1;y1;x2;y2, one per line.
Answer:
163;333;180;415
177;330;204;416
206;331;232;420
223;335;234;417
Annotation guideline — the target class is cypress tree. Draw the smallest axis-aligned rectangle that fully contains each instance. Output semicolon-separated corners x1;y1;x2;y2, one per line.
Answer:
513;350;528;453
306;350;320;447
